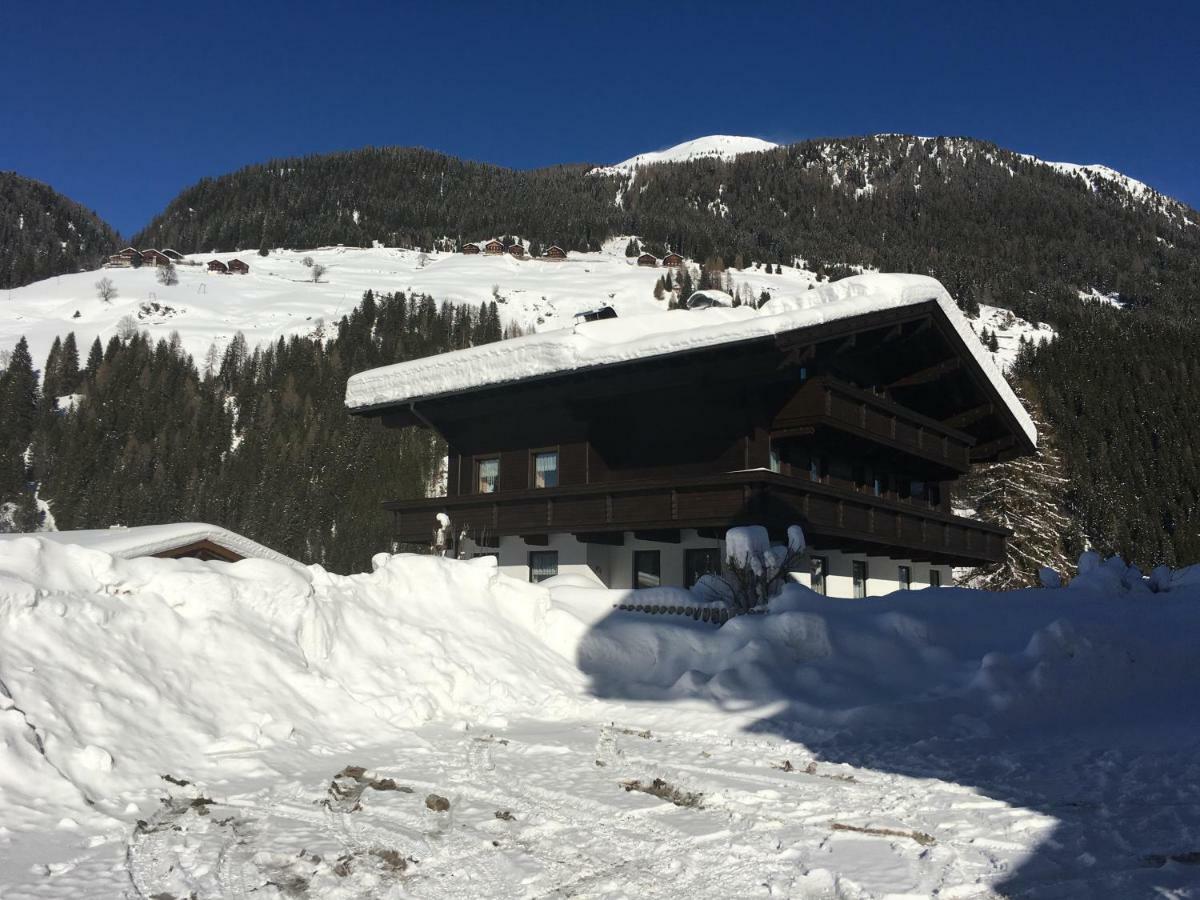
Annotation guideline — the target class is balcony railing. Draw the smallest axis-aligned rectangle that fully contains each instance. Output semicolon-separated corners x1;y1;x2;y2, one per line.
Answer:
775;376;975;472
385;471;1007;565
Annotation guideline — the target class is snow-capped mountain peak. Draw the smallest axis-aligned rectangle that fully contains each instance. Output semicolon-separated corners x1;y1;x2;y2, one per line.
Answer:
590;135;780;175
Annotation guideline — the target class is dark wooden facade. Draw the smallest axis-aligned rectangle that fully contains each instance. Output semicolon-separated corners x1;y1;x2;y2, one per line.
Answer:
637;253;658;267
508;243;526;258
141;249;171;267
484;239;505;255
462;242;481;254
544;245;567;260
358;301;1031;566
663;252;684;267
228;258;250;274
208;259;228;273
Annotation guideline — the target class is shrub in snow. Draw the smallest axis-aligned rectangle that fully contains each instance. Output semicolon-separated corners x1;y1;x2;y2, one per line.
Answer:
697;525;807;611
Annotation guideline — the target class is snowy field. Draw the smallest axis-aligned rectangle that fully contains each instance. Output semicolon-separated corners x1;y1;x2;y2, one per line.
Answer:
2;539;1199;898
0;240;822;369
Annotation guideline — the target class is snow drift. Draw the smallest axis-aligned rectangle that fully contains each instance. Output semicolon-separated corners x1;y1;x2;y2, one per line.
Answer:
579;556;1200;739
2;534;1200;839
0;539;594;830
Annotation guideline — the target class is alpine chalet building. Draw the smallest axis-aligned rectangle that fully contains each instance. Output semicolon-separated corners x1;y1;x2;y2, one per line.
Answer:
346;274;1035;597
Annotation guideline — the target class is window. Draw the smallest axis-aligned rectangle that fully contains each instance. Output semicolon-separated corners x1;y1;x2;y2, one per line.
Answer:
927;483;942;508
533;451;558;488
811;556;828;595
852;560;868;598
477;458;499;494
528;550;558;583
684;548;721;588
930;569;942;588
809;454;824;483
898;565;911;590
633;550;661;589
769;442;781;473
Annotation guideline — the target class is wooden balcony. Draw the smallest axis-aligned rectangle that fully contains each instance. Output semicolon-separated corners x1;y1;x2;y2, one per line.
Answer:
774;376;975;473
384;471;1007;566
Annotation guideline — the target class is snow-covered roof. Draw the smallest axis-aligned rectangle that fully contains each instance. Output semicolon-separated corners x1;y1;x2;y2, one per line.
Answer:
345;273;1036;446
0;523;305;570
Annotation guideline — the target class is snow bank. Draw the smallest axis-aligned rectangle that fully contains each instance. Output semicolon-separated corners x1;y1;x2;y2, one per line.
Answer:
580;556;1200;738
0;539;594;830
345;272;1036;447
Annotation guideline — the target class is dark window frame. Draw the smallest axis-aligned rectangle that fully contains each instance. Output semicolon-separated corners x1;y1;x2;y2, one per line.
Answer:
474;455;500;495
810;555;828;595
528;550;559;583
529;446;560;489
929;569;942;588
684;547;722;588
632;549;662;589
898;564;911;590
852;560;868;598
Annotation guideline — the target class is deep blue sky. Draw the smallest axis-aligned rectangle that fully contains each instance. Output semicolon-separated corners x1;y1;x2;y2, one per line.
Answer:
3;0;1196;237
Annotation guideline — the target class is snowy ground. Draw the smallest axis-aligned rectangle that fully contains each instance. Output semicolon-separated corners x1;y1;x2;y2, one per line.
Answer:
1;539;1199;898
0;239;819;368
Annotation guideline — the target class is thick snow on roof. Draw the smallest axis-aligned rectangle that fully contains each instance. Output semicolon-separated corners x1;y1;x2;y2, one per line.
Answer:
346;273;1036;445
0;522;304;570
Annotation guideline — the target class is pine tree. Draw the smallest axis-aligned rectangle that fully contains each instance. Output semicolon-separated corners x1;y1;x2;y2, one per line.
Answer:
957;386;1080;589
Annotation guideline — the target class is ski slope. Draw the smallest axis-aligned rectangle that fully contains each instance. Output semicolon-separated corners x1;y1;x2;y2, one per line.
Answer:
0;239;819;368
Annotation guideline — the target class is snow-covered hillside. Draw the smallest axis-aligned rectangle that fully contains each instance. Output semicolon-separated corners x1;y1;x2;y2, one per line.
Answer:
1;540;1199;897
589;135;780;176
0;239;819;366
966;303;1056;372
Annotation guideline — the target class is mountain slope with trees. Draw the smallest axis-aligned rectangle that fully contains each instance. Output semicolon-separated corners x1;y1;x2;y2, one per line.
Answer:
133;135;1200;325
4;135;1198;577
0;172;121;290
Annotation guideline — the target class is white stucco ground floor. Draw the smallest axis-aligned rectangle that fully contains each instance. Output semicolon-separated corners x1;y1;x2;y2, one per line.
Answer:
463;530;951;598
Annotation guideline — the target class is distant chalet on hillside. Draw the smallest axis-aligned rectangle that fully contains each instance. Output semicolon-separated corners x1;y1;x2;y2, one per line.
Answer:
208;259;228;274
106;247;140;267
543;245;567;261
637;252;659;267
345;274;1035;597
484;239;505;255
161;249;184;261
141;249;171;268
507;243;525;258
663;252;684;267
227;258;250;274
461;242;480;255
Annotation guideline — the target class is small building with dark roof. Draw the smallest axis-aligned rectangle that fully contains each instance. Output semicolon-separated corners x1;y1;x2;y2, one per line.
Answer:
544;245;567;261
208;260;229;274
663;252;685;267
484;239;505;255
228;259;250;274
462;242;481;255
507;244;526;258
141;249;171;267
637;253;659;267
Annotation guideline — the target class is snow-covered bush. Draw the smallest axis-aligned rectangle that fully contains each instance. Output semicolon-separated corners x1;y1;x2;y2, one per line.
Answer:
697;524;807;610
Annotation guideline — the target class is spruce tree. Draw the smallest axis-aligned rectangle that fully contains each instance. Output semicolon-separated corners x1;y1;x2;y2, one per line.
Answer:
957;386;1080;589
